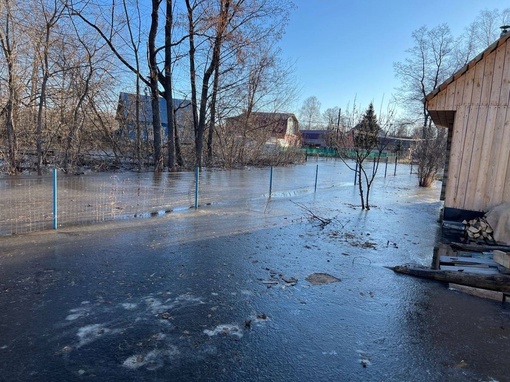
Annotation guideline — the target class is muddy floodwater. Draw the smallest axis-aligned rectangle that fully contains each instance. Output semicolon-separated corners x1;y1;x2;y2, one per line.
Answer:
1;160;510;382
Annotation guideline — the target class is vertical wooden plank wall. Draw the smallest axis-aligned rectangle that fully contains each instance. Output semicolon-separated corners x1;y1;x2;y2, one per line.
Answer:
443;72;466;205
468;46;496;211
493;42;510;206
452;59;480;209
427;35;510;214
482;42;509;209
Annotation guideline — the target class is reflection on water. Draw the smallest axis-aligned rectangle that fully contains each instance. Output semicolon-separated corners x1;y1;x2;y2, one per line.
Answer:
0;159;438;237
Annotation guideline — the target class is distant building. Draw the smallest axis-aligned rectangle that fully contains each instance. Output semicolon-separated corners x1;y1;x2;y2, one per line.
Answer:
115;92;192;142
225;112;301;148
300;129;327;148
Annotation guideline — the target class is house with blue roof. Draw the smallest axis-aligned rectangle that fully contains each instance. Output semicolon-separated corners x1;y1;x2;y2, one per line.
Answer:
115;92;192;142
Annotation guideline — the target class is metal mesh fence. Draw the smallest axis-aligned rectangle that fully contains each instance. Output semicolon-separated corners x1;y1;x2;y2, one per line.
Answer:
0;177;54;234
56;172;198;227
0;158;409;236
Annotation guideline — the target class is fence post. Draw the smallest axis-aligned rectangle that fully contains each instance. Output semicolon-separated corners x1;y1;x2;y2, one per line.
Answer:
269;166;273;197
314;164;319;192
394;155;398;176
53;168;58;230
194;167;199;209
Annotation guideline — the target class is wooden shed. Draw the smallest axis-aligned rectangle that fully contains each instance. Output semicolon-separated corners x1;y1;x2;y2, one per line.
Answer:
426;31;510;221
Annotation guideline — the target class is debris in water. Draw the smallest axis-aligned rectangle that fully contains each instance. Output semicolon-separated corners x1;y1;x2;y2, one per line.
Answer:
305;273;341;285
157;312;173;320
357;350;371;368
204;324;243;338
282;277;298;286
77;324;112;347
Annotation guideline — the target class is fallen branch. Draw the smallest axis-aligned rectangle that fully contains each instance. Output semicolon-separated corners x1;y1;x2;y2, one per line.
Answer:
291;201;333;229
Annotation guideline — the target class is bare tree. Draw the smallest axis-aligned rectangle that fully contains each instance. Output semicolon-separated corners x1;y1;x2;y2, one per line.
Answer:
454;8;510;69
394;24;454;187
323;107;341;130
33;0;65;175
185;0;234;169
68;0;165;171
0;0;20;174
331;103;392;210
121;0;143;171
147;0;164;171
299;96;321;129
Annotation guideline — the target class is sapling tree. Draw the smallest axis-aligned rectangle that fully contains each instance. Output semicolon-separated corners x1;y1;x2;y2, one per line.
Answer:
331;103;392;210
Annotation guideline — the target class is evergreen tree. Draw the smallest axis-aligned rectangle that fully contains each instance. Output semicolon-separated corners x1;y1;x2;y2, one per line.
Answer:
354;103;380;151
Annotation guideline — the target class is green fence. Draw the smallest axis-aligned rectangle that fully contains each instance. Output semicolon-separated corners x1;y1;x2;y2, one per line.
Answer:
302;148;397;160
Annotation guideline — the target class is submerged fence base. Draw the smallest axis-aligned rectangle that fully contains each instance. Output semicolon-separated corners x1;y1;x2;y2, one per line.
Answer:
0;159;409;236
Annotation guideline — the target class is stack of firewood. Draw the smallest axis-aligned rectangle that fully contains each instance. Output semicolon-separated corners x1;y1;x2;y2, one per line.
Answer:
462;217;495;243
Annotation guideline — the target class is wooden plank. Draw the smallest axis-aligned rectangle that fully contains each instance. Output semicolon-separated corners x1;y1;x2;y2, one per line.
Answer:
454;106;477;209
389;265;510;292
453;71;466;109
465;47;495;210
440;126;453;201
473;105;498;211
465;105;488;210
487;111;509;206
440;265;500;275
489;42;507;106
448;59;476;209
504;154;510;203
433;88;448;111
451;242;510;251
426;95;438;110
457;56;486;210
449;283;504;301
445;106;467;208
445;79;457;110
469;47;497;210
491;41;510;206
440;255;499;266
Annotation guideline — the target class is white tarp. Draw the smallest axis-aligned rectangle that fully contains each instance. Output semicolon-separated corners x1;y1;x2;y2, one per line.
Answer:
486;202;510;245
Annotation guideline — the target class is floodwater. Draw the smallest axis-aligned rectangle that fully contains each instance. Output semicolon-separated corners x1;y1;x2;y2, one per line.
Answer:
1;159;510;381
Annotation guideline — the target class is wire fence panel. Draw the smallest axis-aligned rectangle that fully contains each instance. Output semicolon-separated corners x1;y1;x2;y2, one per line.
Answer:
0;177;54;235
56;172;197;227
0;159;411;236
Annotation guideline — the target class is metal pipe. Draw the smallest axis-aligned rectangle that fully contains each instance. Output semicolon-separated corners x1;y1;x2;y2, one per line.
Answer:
53;168;58;230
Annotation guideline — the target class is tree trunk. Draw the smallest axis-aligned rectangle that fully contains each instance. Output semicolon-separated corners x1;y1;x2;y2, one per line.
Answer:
164;0;176;170
187;0;230;169
389;265;510;293
36;22;51;176
357;158;365;210
0;7;18;174
5;84;18;174
174;113;184;167
149;0;163;171
63;67;91;173
185;0;199;166
207;64;220;165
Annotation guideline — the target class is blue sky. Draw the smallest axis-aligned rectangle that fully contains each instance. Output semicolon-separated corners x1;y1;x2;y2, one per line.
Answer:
280;0;510;116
